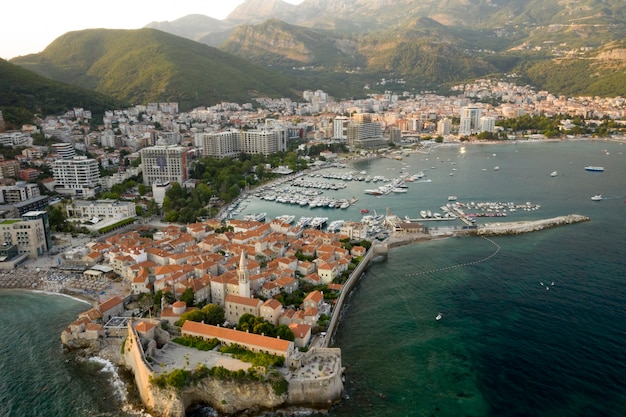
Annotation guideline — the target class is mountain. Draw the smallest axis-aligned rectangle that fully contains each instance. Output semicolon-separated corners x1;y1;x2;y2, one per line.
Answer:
221;19;366;69
145;14;235;42
225;0;299;26
523;40;626;97
10;29;300;111
0;58;125;129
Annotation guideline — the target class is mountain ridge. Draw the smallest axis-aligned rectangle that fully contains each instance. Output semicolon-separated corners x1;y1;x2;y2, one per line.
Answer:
11;28;301;111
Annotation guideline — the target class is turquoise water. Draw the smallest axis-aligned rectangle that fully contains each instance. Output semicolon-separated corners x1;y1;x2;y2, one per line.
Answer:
0;140;624;416
0;291;132;417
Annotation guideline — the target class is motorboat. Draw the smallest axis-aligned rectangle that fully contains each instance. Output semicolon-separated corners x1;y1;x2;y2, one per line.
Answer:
585;166;605;172
448;195;458;201
591;194;602;201
436;313;442;321
550;171;557;177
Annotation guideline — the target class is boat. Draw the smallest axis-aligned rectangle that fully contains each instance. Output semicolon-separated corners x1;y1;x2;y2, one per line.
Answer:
448;195;458;201
310;217;328;228
391;187;408;193
361;208;370;214
591;194;603;201
436;313;442;321
327;220;345;232
295;217;312;228
585;166;605;172
364;189;383;195
244;212;266;222
550;171;558;177
274;214;295;224
493;166;500;171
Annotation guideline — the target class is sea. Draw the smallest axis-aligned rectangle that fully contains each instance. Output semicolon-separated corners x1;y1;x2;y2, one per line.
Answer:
1;139;624;417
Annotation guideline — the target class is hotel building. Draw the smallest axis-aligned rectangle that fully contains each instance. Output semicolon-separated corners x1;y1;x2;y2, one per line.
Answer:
52;156;101;198
140;145;188;186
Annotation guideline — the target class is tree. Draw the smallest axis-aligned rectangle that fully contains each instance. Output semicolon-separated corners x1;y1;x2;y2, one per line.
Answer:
180;288;195;307
202;304;225;326
276;324;295;341
175;309;205;326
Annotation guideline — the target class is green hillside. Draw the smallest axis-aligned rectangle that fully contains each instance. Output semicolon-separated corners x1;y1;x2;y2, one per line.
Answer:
522;41;626;97
11;28;300;111
0;58;124;129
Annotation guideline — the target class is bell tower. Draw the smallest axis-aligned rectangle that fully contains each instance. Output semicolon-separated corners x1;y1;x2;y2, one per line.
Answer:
238;250;250;298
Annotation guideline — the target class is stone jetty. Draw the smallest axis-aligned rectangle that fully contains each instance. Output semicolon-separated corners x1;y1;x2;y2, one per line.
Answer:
472;214;590;236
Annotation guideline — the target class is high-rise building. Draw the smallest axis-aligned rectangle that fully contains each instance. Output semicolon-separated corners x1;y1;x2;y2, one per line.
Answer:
346;114;386;148
51;142;76;159
52;156;101;198
140;145;188;186
437;118;452;136
480;116;496;133
242;128;288;155
196;130;242;159
195;128;288;159
459;106;482;135
333;116;350;140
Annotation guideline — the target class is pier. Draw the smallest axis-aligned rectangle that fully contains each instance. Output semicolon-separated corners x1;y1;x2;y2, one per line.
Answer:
471;214;590;236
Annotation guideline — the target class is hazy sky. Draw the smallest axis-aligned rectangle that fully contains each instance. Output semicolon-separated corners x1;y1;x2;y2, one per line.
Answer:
1;0;304;60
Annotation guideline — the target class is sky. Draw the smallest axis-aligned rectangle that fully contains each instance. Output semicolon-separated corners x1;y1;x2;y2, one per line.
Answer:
1;0;304;60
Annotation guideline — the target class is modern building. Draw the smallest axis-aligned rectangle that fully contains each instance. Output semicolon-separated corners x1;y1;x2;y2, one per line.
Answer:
346;114;386;148
0;182;40;204
52;156;101;198
333;116;350;140
0;213;49;258
51;142;77;159
459;106;482;135
66;199;136;221
140;145;188;186
195;127;288;159
437;118;452;136
196;130;241;159
242;128;288;155
480;116;496;133
21;210;52;252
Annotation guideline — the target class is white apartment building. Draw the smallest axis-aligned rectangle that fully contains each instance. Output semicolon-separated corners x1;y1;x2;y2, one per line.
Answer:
52;156;101;198
195;128;288;158
196;130;241;159
51;142;76;159
140;145;188;186
333;116;349;140
242;128;288;155
0;182;40;204
66;199;136;221
437;118;452;136
480;116;496;133
459;106;482;135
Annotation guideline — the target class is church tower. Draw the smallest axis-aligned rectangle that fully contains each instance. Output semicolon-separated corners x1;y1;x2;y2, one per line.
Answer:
238;250;251;298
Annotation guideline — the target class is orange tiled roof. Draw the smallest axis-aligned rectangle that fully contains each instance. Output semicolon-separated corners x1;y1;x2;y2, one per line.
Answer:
182;321;291;352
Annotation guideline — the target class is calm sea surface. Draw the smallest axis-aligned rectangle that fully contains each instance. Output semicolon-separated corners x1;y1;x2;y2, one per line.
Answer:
1;140;624;417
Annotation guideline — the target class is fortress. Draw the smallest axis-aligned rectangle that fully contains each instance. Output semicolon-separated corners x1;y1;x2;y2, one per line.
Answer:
123;320;343;416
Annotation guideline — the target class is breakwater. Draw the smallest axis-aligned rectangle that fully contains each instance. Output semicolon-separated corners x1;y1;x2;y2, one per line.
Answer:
471;214;590;236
